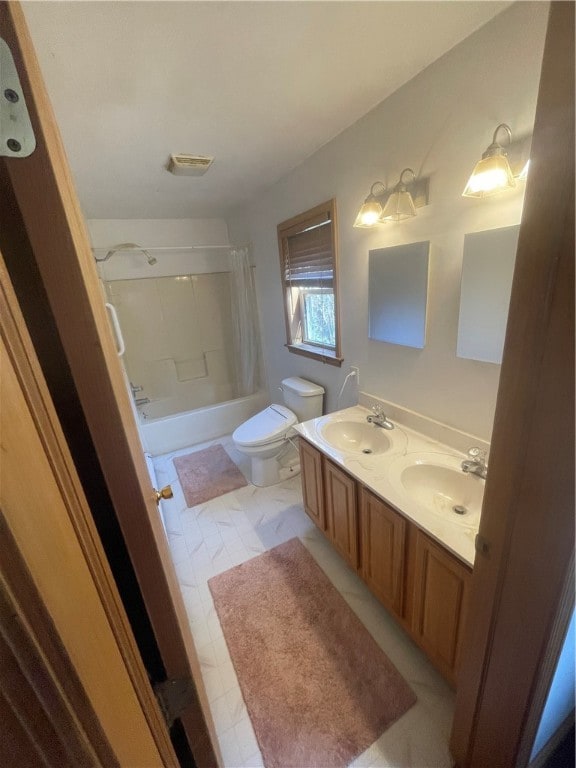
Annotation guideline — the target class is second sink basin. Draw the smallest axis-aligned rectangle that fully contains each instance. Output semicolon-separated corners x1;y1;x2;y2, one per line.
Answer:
394;453;484;527
319;420;391;456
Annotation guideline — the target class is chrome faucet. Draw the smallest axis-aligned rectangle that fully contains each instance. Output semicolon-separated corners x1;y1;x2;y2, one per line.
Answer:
366;404;395;430
461;447;488;479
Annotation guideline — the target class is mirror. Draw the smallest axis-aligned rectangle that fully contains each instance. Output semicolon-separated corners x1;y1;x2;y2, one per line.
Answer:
457;225;520;364
368;241;430;349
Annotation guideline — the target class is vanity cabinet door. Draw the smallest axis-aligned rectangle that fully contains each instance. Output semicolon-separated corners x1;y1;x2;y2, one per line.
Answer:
411;529;471;686
359;488;406;617
323;459;358;569
298;438;326;530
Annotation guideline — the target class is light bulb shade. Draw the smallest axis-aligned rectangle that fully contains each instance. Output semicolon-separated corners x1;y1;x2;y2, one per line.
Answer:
353;199;383;228
380;189;417;221
463;154;516;198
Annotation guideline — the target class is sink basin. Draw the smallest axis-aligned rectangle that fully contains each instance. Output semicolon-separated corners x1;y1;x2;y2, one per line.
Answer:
396;454;484;527
319;420;391;456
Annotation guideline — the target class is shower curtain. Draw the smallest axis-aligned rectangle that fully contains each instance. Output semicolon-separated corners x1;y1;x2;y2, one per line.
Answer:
230;247;260;396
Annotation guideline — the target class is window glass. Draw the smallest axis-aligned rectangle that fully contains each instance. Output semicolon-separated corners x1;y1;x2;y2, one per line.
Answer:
302;289;335;347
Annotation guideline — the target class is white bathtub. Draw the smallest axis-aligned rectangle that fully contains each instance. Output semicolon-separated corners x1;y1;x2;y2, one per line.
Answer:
137;390;268;456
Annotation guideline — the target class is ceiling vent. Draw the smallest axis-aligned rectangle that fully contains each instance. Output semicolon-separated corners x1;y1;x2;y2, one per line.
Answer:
167;154;214;176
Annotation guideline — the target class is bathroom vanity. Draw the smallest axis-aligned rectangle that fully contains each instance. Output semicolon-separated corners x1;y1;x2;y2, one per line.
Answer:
295;406;483;687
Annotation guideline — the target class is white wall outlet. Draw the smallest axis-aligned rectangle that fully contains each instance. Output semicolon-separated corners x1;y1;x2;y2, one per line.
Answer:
350;366;360;385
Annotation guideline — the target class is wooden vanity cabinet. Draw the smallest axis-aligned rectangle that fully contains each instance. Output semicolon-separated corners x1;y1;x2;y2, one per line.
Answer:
359;487;406;618
297;436;471;687
323;459;358;569
299;436;326;530
411;528;472;686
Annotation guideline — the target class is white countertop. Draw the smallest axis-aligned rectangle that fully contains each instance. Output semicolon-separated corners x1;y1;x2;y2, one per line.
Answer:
294;405;482;567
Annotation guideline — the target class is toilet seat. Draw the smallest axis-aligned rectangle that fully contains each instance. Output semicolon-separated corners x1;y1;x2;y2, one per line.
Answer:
232;405;297;448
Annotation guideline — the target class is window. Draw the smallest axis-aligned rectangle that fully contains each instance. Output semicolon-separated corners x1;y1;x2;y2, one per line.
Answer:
277;199;342;366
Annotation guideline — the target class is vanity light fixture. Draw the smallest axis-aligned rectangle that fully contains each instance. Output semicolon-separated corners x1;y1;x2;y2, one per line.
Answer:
353;182;386;228
463;123;516;198
353;169;428;228
380;168;417;222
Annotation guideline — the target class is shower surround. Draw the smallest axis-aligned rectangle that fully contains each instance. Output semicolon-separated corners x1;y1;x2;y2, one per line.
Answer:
105;271;237;420
104;268;266;455
91;220;264;455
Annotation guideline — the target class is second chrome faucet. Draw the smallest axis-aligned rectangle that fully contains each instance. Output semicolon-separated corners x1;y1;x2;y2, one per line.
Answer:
366;404;395;430
461;447;488;479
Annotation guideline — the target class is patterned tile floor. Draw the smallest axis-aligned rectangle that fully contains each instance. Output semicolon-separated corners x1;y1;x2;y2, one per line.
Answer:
153;435;455;768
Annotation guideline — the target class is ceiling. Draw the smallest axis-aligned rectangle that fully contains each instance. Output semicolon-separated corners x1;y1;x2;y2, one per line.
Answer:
23;1;510;220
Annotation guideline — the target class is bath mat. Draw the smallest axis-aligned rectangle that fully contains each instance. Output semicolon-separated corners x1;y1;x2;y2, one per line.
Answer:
173;444;247;508
208;537;416;768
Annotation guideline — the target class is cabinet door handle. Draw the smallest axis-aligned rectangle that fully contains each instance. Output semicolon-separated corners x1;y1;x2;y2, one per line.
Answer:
475;534;491;557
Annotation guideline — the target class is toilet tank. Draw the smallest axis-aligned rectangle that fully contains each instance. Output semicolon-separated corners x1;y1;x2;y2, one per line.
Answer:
281;377;324;423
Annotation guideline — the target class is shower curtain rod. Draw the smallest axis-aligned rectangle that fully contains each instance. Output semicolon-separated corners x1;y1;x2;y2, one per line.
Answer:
91;244;248;252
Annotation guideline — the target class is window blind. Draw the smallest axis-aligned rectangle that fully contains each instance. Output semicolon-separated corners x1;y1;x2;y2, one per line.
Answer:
282;219;333;286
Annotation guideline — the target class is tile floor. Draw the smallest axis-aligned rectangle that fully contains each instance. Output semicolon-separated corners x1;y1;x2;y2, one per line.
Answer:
153;435;455;768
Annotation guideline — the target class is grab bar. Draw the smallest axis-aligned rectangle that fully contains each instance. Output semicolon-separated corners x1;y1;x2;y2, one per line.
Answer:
105;302;125;357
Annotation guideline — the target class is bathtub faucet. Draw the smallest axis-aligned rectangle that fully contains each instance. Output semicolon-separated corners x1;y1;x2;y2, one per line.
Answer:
130;381;143;396
135;397;150;407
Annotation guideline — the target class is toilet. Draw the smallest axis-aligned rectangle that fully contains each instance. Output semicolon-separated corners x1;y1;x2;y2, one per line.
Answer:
233;376;325;486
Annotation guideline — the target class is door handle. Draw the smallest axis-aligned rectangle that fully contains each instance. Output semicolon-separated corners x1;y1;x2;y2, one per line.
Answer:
154;485;173;505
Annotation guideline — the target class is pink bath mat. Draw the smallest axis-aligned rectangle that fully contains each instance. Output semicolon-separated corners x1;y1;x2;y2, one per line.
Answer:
173;444;247;508
209;537;417;767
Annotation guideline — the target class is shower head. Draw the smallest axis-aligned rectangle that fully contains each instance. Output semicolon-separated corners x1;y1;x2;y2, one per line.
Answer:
94;242;157;266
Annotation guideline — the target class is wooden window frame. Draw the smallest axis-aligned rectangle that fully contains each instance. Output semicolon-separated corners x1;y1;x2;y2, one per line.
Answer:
277;199;343;366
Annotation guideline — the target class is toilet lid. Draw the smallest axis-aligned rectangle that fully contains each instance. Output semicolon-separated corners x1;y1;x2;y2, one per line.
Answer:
233;405;297;447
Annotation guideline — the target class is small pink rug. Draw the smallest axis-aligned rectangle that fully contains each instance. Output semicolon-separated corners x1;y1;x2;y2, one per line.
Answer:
173;444;247;508
209;537;416;767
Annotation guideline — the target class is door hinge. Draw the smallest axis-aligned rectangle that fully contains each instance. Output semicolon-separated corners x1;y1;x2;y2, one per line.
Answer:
153;677;196;728
0;38;36;158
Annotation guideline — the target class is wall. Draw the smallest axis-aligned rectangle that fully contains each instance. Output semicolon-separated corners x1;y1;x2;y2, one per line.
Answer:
227;2;549;440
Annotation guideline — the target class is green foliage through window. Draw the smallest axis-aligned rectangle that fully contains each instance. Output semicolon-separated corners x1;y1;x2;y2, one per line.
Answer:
302;290;335;347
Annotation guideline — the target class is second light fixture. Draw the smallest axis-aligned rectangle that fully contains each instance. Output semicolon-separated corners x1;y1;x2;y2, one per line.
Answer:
462;123;516;198
354;168;422;228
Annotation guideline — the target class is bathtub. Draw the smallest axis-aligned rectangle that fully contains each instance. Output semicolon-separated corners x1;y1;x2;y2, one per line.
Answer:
137;390;269;456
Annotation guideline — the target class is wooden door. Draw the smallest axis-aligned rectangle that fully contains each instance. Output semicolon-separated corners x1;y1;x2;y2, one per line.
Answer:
412;530;471;687
359;488;406;617
0;508;128;768
1;556;103;768
299;438;326;530
451;4;574;765
0;253;171;765
324;460;359;569
0;3;219;764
